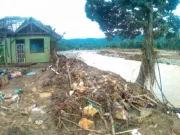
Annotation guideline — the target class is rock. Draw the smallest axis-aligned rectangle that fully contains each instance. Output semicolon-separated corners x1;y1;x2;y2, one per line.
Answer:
79;118;95;130
82;105;98;117
140;108;153;118
39;92;52;98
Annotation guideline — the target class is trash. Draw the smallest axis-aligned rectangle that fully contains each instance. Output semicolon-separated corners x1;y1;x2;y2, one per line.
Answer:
11;95;19;101
4;93;13;99
21;68;29;75
113;101;128;120
14;88;23;94
0;95;3;100
176;113;180;118
32;107;46;114
49;65;59;75
8;75;13;80
39;92;52;98
146;103;153;108
82;104;98;117
35;120;44;125
11;71;22;78
32;104;37;108
140;108;153;118
88;100;103;114
69;90;74;96
131;129;142;135
79;118;95;130
26;72;36;76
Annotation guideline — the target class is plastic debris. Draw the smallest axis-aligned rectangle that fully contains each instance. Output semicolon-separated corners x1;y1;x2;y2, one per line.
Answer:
39;92;52;98
140;108;153;118
113;101;128;120
4;93;13;99
11;72;22;78
82;104;98;117
21;69;29;75
0;95;3;100
88;100;103;114
26;72;36;76
176;113;180;119
35;120;44;125
32;107;46;114
79;118;95;130
131;129;142;135
14;88;23;94
11;95;19;101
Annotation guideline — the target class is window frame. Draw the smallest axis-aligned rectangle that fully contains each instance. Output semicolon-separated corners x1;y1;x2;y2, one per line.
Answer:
30;38;44;53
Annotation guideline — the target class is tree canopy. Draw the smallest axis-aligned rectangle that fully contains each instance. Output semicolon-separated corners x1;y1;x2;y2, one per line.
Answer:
85;0;179;40
85;0;180;86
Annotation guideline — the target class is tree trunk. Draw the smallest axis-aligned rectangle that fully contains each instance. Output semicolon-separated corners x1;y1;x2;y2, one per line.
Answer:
136;1;156;87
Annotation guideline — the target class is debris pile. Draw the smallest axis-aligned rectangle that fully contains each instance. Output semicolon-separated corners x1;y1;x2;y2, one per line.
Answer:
40;55;159;134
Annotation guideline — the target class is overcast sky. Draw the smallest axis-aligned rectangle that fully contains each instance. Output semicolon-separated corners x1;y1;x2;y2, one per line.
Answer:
0;0;180;39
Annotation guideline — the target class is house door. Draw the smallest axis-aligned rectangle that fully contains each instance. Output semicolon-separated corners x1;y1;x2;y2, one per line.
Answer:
16;44;25;63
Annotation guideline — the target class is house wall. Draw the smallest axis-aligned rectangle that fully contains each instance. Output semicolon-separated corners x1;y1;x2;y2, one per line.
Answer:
5;36;50;63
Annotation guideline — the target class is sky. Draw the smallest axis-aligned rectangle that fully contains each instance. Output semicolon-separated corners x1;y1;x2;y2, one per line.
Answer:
0;0;180;39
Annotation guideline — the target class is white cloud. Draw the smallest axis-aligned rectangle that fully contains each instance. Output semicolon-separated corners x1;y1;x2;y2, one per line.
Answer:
0;0;105;39
173;4;180;16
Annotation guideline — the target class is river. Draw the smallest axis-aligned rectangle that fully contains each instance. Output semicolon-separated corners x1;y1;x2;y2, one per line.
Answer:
58;50;180;108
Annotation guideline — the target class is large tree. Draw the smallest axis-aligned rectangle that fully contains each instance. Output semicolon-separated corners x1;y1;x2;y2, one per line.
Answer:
85;0;179;86
166;13;180;39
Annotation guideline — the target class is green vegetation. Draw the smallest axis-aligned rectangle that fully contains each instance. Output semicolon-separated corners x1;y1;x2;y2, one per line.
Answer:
57;36;180;51
57;36;143;51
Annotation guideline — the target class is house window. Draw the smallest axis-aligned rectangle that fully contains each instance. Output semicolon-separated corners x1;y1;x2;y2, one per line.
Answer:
30;39;44;53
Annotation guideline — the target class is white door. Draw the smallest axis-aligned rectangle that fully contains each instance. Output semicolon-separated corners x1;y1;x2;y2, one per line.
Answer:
16;44;25;63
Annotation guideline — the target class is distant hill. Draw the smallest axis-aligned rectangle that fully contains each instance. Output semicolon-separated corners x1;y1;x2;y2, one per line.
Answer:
57;36;143;50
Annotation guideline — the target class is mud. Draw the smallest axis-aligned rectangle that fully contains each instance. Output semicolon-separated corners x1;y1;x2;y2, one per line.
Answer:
0;56;179;135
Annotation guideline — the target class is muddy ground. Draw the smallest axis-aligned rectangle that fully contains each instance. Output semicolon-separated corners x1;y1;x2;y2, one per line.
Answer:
99;49;180;66
0;56;180;135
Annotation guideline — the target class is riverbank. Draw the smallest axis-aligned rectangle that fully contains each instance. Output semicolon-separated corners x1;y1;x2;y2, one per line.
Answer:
98;49;180;66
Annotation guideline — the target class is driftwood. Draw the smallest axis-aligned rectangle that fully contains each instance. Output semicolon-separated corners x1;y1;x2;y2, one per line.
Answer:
107;100;116;135
54;50;60;69
66;62;72;90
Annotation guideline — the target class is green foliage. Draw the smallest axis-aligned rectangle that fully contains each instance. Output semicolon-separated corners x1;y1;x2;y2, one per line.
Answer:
155;38;180;50
166;14;180;39
56;37;143;51
85;0;179;40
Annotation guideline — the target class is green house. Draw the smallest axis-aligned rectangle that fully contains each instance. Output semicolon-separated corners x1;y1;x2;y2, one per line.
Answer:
1;17;62;63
